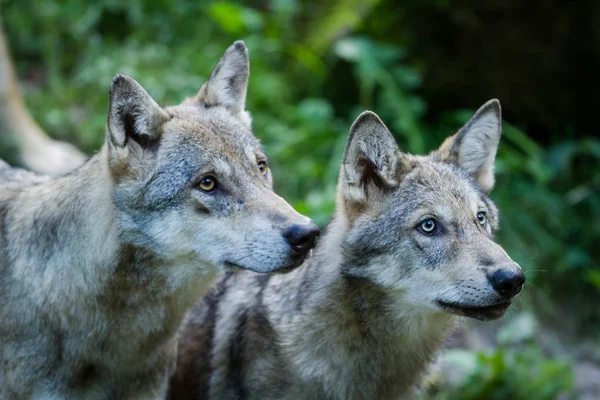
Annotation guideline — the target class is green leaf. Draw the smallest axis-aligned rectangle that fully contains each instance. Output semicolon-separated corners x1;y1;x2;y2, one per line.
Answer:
208;3;245;35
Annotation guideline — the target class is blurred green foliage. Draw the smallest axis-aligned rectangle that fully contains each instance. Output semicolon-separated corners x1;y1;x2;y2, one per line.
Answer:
431;312;575;399
2;0;599;396
433;347;574;400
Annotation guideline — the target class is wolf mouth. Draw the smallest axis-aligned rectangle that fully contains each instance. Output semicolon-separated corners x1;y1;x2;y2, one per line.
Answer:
436;299;511;320
224;257;304;274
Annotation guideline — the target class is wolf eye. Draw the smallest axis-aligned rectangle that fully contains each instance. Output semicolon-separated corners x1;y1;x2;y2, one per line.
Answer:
199;176;216;192
477;211;487;226
418;218;437;235
258;161;268;176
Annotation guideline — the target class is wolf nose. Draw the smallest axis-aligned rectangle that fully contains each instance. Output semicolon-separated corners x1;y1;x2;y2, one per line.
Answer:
284;222;320;254
488;267;526;297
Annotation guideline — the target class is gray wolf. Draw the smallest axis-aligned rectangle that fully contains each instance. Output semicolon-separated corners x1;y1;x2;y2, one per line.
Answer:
0;41;318;399
169;100;525;400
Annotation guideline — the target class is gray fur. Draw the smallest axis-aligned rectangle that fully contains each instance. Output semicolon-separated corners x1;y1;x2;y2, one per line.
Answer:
0;41;315;399
170;102;524;400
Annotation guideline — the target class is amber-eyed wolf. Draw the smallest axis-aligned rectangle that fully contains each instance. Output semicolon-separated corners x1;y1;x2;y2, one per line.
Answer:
169;100;525;400
0;41;318;399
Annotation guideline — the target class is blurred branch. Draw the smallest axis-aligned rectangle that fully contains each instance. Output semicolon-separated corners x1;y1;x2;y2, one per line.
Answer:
566;175;600;205
0;16;86;176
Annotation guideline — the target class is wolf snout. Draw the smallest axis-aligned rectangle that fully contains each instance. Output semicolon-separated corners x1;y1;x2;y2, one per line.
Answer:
488;266;525;297
284;222;320;255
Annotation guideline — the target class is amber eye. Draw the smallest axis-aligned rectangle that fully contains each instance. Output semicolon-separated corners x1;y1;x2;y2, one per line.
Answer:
199;176;216;192
477;211;487;226
258;161;268;176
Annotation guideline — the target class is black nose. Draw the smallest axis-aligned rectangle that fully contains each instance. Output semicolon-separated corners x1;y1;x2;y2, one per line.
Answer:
284;222;320;255
488;268;526;297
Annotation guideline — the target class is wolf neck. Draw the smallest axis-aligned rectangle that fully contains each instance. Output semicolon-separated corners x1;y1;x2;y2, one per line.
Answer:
16;147;119;305
278;211;455;398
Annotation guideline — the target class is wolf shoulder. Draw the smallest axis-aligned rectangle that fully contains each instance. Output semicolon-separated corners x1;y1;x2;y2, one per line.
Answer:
0;160;51;197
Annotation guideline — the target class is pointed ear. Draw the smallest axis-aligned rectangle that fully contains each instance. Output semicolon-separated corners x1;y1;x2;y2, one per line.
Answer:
437;99;502;192
339;111;402;209
107;74;170;149
195;40;251;128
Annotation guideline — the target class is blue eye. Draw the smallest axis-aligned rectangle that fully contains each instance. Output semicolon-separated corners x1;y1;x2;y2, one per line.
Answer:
418;218;437;235
477;211;487;226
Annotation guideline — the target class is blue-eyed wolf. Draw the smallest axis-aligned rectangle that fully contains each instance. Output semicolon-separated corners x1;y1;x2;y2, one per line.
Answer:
169;100;524;400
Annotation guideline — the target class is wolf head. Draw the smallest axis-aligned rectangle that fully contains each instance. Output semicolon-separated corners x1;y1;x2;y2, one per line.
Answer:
104;41;319;273
338;101;524;320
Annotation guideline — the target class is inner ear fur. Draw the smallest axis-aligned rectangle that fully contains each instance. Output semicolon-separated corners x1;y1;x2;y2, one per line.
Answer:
194;40;251;128
107;74;170;150
338;111;406;221
435;99;502;192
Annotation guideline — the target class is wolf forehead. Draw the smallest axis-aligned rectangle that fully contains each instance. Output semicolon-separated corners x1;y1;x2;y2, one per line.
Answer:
162;105;263;157
345;158;500;257
125;106;266;208
389;157;500;224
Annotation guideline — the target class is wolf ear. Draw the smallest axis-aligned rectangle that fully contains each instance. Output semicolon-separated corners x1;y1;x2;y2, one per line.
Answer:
195;40;251;128
339;111;401;209
107;74;170;149
437;99;502;192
